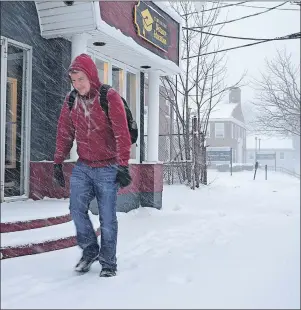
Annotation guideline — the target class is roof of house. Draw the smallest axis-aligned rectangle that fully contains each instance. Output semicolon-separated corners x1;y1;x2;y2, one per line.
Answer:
209;103;238;119
246;135;294;150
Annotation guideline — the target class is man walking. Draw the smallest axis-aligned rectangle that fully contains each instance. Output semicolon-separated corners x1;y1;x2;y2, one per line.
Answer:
53;53;132;277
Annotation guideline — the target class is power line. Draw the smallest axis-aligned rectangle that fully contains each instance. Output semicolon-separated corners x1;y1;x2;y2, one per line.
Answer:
290;1;301;6
182;32;300;59
196;30;301;41
188;2;288;30
223;2;300;11
180;1;249;16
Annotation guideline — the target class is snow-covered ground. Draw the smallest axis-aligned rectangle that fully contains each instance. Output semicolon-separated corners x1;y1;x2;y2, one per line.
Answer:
1;170;300;309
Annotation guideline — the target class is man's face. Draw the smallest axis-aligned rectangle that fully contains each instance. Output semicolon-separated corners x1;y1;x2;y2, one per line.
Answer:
70;71;90;96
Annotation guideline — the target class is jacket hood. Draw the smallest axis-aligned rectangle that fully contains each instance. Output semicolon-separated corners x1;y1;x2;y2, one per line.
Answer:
68;53;101;98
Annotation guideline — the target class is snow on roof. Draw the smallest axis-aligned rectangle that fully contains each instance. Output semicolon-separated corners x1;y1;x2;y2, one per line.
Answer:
153;2;183;24
94;4;181;75
246;135;294;150
209;103;237;119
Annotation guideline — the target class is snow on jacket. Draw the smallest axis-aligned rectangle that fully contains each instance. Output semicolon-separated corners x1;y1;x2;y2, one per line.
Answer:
54;54;131;167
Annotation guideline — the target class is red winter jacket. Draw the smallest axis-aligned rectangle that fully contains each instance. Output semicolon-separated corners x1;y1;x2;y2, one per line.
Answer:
54;54;131;167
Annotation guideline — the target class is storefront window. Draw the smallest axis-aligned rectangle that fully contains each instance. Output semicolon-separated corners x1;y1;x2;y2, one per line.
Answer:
126;72;137;159
5;77;17;169
126;72;136;115
95;58;108;84
112;65;124;96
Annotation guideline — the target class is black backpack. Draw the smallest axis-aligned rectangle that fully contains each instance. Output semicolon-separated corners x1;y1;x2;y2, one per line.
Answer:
67;84;138;145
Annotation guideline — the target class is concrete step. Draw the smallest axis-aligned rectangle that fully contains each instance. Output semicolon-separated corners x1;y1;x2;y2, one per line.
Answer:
1;215;99;260
0;214;72;233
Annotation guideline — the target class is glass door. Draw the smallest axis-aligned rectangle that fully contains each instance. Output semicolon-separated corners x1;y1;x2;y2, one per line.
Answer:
0;37;32;201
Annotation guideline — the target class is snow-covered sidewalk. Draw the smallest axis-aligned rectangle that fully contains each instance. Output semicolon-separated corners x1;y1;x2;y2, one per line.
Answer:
1;170;300;309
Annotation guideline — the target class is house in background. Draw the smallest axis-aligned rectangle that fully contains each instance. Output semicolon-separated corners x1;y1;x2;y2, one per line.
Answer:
246;135;298;173
206;87;247;164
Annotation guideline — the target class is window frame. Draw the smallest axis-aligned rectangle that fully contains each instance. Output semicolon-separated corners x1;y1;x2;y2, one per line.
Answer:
5;77;18;169
215;122;225;138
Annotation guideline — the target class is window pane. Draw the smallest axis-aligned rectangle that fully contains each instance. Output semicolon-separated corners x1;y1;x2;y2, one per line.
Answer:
215;123;224;138
112;65;124;95
95;58;108;84
126;72;137;159
5;44;28;197
126;72;136;112
5;78;17;168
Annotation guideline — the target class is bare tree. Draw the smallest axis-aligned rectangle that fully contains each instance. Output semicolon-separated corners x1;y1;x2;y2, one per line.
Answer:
251;49;300;137
160;1;244;187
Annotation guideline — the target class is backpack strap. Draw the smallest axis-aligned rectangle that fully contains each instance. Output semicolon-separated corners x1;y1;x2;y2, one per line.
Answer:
67;89;77;111
67;85;111;113
99;84;112;117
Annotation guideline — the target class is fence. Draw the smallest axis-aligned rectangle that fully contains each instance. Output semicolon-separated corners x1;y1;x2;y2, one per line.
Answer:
144;133;236;184
144;134;194;163
144;133;199;184
262;165;300;179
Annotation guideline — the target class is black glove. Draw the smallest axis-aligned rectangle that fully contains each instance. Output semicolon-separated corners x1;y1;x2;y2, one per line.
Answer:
116;166;132;188
53;164;65;187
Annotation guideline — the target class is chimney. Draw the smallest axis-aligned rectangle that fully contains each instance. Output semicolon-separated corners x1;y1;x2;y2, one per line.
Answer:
229;87;241;104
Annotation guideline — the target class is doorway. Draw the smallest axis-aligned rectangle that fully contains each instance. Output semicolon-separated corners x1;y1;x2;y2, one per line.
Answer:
0;37;32;202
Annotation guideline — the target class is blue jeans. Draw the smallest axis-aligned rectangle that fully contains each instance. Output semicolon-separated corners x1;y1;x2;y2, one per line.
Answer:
69;162;118;270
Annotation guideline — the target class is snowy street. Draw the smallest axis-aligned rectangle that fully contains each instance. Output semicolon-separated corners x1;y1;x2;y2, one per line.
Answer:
1;170;300;309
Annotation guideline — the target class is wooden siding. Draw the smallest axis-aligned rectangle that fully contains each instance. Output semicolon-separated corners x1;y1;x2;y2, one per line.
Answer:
35;1;95;38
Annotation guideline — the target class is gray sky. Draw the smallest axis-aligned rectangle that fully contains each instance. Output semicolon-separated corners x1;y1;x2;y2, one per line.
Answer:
214;1;300;108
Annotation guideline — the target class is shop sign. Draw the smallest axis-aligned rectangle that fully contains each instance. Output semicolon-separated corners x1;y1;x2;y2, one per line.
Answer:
134;1;169;52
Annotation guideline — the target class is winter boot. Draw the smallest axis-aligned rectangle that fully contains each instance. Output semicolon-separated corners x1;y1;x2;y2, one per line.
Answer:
74;255;98;273
99;268;116;277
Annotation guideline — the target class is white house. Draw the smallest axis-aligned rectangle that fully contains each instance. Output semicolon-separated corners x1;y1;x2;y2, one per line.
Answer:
246;135;298;173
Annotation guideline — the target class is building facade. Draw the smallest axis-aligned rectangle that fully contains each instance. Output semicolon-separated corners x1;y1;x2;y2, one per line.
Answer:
0;1;181;211
246;135;298;173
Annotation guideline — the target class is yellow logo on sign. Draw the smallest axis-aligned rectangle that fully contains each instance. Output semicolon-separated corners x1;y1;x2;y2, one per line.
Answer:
141;8;153;36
